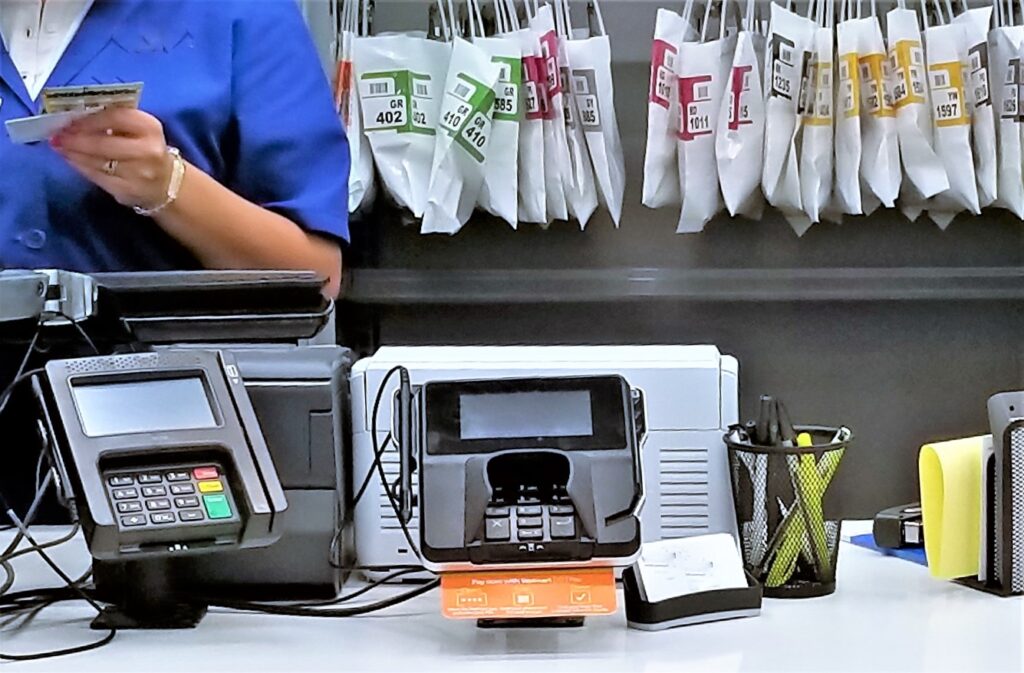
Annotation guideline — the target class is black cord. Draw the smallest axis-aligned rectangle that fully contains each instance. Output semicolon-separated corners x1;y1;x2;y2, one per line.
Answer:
0;503;116;662
208;577;439;618
57;313;100;355
1;523;81;565
0;321;42;421
0;368;45;424
353;433;392;506
370;367;421;560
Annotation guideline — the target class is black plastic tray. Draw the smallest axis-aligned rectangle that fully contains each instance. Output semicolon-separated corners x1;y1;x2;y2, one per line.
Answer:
623;566;763;631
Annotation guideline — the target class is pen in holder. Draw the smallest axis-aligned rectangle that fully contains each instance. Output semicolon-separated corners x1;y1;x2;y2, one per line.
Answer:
726;420;852;598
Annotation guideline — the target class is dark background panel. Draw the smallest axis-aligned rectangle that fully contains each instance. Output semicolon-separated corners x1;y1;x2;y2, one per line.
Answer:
324;0;1024;517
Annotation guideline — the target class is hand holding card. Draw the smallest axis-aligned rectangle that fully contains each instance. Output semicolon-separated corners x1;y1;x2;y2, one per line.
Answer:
4;82;143;145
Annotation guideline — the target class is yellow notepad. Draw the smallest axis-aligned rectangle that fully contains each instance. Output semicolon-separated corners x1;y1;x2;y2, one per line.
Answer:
919;435;990;580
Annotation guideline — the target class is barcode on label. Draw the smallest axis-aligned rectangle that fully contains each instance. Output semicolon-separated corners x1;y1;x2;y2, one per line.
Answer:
860;63;871;80
821;70;832;87
453;83;472;100
665;52;675;70
574;74;590;95
695;84;710;100
369;82;391;96
912;49;923;65
415;83;429;97
839;62;849;80
498;64;512;82
780;46;793;63
970;52;982;71
932;72;949;88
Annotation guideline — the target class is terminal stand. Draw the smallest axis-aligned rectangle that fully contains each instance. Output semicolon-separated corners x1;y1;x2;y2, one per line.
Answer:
92;558;208;630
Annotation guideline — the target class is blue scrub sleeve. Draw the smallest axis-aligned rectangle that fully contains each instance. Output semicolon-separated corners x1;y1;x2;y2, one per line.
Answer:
228;0;351;244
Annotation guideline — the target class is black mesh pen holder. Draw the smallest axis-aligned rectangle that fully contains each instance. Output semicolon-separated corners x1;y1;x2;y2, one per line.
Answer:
726;425;851;599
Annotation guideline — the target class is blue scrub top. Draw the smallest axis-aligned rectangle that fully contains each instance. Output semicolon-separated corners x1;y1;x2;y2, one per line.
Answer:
0;0;350;272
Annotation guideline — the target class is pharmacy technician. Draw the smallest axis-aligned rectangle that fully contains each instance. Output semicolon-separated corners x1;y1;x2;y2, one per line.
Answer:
0;0;349;521
0;0;350;296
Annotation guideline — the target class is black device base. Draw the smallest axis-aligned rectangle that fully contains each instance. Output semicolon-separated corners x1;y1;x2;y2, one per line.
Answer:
91;603;208;630
91;557;210;630
476;617;585;629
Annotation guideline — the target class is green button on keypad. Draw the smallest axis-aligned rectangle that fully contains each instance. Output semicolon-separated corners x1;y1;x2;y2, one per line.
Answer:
203;494;232;519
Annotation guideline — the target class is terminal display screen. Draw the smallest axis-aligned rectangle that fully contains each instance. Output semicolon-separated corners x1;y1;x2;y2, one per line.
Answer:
73;377;217;437
459;390;594;440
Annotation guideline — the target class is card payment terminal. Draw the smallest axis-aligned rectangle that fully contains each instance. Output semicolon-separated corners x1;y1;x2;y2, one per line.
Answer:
35;349;287;561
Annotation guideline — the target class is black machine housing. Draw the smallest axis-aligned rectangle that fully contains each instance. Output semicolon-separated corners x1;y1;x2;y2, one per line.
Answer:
36;349;288;560
412;374;646;571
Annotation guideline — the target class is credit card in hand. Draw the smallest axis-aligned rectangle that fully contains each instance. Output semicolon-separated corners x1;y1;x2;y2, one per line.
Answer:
42;81;143;114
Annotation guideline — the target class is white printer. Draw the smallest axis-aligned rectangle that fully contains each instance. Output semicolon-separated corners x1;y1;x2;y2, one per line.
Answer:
350;346;739;575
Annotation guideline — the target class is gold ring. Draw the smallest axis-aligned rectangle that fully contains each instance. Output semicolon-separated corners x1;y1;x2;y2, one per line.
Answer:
103;159;118;176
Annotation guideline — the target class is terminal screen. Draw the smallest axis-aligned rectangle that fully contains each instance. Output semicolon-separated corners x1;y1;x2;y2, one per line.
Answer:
459;390;593;440
73;377;217;437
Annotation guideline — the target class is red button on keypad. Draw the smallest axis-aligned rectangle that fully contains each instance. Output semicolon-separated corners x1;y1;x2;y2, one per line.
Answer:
193;466;219;480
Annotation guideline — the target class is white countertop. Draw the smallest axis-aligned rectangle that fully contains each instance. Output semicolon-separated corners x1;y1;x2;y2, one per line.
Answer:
2;523;1021;673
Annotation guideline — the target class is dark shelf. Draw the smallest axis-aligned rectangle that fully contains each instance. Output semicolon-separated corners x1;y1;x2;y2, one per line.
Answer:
344;267;1024;305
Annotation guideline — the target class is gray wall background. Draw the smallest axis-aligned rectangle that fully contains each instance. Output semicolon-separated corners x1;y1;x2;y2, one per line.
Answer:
302;0;1024;517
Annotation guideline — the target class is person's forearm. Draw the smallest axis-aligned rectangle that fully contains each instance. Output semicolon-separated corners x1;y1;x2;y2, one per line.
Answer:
154;162;343;297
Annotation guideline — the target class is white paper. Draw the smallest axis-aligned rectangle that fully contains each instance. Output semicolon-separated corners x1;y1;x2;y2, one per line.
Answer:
835;18;865;214
990;27;1024;217
677;37;732;233
857;17;901;208
952;7;996;208
476;35;523;228
924;22;981;219
568;35;626;226
421;38;501;234
635;533;748;604
5;109;94;145
643;8;692;209
800;25;834;224
761;4;816;217
354;34;451;218
716;30;766;218
887;8;949;201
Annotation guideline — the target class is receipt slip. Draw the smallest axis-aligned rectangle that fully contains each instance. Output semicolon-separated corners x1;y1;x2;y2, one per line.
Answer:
440;568;615;620
5;82;143;145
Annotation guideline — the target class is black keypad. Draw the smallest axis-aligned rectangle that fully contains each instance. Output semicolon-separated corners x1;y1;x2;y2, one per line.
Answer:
550;517;576;539
484;483;580;546
485;517;511;541
105;463;238;532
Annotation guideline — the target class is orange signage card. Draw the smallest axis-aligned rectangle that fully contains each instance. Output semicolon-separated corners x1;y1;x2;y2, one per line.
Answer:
440;568;616;620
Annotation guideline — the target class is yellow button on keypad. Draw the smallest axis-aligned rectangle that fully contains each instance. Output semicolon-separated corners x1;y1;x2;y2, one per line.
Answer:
198;480;223;493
